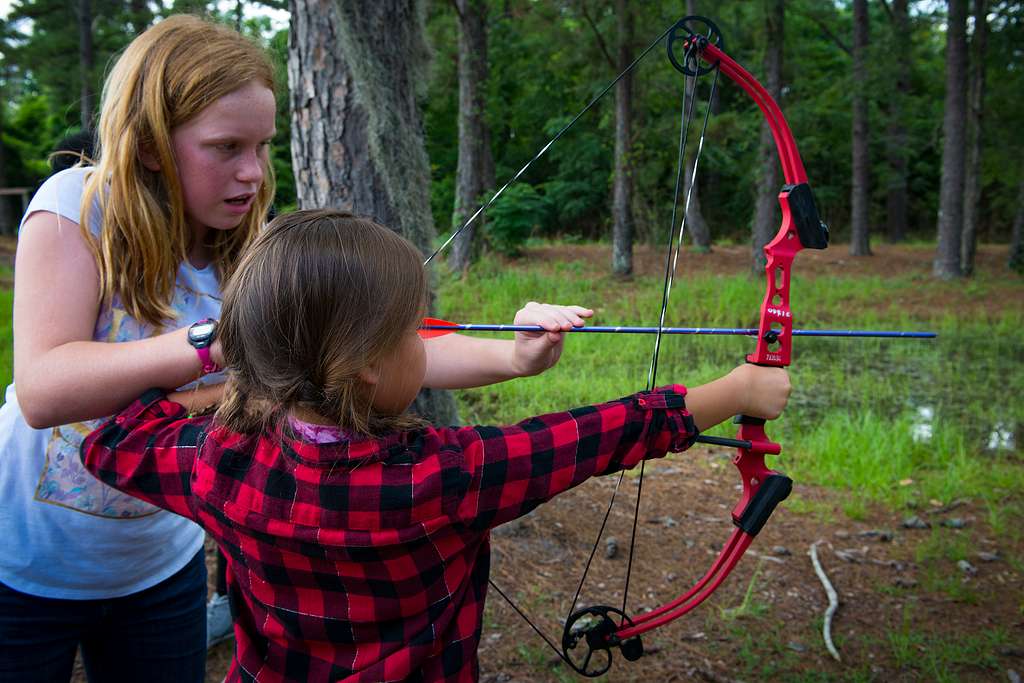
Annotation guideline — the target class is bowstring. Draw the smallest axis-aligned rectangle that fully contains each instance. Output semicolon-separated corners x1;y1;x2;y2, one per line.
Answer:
566;45;702;625
620;48;720;621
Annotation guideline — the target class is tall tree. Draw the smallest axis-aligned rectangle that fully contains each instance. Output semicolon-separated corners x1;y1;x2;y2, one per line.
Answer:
849;0;871;255
884;0;911;243
934;0;969;279
611;0;636;276
683;0;711;253
77;0;94;131
1010;178;1024;274
449;0;495;273
960;0;988;276
289;0;459;425
751;0;784;272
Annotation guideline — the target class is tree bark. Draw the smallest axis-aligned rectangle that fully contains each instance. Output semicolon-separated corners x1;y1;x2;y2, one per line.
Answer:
611;0;635;276
885;0;910;242
933;0;969;279
751;0;784;273
289;0;459;425
683;0;711;253
849;0;871;256
684;157;710;252
449;0;495;274
1010;178;1024;274
960;0;988;276
78;0;94;131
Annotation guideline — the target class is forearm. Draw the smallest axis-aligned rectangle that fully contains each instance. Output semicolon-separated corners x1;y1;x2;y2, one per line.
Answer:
15;327;205;428
422;334;522;389
683;364;791;431
683;372;744;432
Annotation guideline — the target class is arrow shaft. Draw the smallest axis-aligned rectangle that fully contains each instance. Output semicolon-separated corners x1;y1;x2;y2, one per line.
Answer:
420;323;936;338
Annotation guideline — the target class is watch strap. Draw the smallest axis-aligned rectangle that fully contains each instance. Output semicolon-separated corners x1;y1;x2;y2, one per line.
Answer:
195;345;220;375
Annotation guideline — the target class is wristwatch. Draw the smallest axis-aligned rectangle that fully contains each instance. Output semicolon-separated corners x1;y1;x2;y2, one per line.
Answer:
187;318;220;375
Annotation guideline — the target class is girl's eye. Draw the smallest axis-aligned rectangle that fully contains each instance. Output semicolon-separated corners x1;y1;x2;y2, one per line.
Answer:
216;143;237;152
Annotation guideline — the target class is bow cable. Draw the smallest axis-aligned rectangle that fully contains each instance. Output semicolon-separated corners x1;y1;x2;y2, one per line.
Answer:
621;45;720;621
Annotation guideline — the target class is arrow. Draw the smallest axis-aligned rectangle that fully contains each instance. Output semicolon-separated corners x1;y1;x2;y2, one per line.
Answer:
419;318;937;339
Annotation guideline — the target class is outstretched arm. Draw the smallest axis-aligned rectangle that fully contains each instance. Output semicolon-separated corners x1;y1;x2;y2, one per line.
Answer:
422;302;592;389
447;363;791;531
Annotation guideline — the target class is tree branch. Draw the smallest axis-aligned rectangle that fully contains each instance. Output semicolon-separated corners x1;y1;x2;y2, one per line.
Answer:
577;0;615;70
793;6;853;56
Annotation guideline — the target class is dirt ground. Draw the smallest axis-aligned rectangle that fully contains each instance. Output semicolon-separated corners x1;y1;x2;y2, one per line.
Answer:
39;240;1018;682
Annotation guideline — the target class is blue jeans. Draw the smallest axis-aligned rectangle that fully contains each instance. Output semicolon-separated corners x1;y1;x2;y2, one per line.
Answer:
0;549;206;683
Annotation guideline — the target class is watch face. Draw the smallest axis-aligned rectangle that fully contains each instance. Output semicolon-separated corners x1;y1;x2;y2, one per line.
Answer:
189;322;216;344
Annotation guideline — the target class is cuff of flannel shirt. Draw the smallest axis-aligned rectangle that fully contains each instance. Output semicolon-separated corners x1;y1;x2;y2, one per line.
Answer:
116;388;188;423
633;384;699;452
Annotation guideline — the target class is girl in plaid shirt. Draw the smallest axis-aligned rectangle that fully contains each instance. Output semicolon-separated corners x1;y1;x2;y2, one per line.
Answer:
81;209;791;682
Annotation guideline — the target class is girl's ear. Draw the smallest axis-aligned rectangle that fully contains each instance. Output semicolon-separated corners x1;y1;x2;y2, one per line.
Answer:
138;145;160;172
357;364;380;386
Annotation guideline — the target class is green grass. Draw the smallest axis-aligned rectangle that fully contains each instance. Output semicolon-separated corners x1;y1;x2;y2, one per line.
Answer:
882;607;1009;682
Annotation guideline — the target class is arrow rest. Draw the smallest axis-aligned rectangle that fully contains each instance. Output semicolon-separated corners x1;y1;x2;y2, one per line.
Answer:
561;606;643;677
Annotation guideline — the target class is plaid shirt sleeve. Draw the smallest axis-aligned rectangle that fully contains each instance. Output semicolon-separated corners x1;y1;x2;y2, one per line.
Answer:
79;388;207;521
441;384;697;530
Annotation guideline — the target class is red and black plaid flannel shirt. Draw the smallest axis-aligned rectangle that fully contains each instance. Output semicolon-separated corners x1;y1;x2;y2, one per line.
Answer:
80;385;697;682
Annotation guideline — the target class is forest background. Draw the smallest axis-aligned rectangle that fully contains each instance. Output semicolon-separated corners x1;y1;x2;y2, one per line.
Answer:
0;0;1022;270
0;1;1022;681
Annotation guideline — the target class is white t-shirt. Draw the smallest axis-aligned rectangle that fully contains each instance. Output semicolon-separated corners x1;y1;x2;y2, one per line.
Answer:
0;167;217;599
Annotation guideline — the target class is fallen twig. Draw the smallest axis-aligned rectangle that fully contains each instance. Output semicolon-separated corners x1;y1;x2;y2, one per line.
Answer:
810;540;842;662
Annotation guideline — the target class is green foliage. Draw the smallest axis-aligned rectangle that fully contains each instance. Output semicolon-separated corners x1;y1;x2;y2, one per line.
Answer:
483;183;549;256
2;93;64;183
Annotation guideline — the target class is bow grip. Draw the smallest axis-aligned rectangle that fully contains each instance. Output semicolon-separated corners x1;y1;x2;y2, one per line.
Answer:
731;415;790;536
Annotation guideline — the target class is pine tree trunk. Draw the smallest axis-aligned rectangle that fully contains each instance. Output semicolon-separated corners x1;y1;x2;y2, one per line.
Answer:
611;0;635;277
849;0;871;256
684;157;710;252
1009;178;1024;274
751;0;784;273
78;0;94;131
288;0;459;426
960;0;988;276
885;0;910;242
449;0;495;274
933;0;968;279
683;0;711;253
